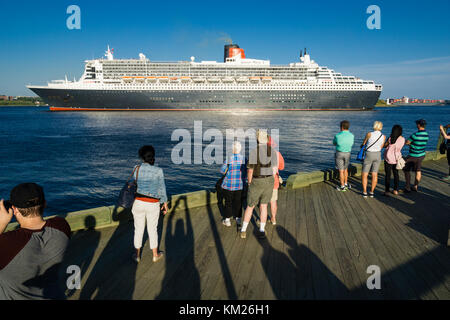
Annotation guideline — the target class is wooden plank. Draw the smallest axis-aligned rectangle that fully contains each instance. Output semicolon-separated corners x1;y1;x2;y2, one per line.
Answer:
316;183;370;299
205;203;249;299
359;192;437;300
310;183;351;299
278;189;302;299
292;188;314;299
321;182;384;300
245;189;286;300
363;190;450;298
342;186;423;299
302;185;333;299
330;180;401;299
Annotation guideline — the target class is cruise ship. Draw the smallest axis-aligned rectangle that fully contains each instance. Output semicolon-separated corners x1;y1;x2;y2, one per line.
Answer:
27;44;382;111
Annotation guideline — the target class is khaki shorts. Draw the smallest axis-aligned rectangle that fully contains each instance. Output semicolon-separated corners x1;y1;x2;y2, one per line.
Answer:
271;189;278;202
247;176;274;207
335;152;351;171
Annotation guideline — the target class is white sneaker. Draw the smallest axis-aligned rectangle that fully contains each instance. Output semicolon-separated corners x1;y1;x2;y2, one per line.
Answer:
222;219;231;227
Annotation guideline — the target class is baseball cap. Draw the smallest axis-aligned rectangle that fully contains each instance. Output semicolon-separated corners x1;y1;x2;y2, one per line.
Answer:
415;119;427;127
10;183;45;208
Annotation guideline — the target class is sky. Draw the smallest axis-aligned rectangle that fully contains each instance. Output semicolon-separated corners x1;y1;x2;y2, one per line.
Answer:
1;0;449;99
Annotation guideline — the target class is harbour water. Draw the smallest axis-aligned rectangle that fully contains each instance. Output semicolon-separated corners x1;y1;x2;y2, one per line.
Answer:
0;105;448;217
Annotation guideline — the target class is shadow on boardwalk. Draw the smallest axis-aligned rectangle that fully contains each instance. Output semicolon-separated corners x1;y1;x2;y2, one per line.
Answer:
258;225;350;299
63;216;101;298
78;207;137;299
346;166;450;245
156;196;200;299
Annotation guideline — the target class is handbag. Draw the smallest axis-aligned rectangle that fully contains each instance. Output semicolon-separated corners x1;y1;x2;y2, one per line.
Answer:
356;132;383;162
216;163;230;192
396;156;406;170
117;165;141;209
356;146;366;162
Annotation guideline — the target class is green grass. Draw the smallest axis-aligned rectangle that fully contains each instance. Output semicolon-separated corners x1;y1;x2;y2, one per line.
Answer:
0;98;43;106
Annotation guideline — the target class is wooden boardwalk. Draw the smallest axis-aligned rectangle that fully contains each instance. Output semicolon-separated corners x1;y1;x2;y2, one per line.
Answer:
61;158;450;300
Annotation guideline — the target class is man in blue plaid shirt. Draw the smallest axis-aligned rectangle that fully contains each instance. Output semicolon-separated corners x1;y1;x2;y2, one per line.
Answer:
220;141;247;227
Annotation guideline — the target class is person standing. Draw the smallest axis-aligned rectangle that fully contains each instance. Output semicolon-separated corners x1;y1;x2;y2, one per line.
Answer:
383;125;405;195
333;120;355;191
439;124;450;180
131;145;168;263
267;136;284;225
0;183;71;300
361;121;385;198
220;141;246;227
240;130;278;240
403;119;429;192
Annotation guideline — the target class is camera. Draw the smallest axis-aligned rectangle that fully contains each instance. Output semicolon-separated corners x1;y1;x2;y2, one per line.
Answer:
3;200;12;212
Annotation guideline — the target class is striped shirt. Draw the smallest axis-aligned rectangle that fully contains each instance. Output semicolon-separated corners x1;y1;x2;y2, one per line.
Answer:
220;154;247;191
407;130;429;157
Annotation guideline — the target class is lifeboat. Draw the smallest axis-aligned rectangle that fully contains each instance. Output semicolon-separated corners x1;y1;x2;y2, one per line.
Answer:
146;77;157;83
122;76;134;83
236;77;248;83
249;76;260;83
208;77;220;83
135;76;146;83
222;77;234;83
192;77;206;83
158;76;169;83
170;77;180;83
180;76;191;83
261;76;272;82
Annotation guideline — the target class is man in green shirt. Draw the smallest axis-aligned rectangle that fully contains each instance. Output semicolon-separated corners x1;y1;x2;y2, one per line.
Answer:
333;120;355;191
403;119;429;192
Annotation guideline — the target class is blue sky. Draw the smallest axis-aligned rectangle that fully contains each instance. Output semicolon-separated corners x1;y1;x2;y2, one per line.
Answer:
1;0;449;98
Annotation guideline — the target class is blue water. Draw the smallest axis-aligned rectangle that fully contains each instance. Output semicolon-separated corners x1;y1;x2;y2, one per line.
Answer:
0;105;448;217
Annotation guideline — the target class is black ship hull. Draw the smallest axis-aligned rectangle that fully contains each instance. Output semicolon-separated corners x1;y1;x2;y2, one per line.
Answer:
28;87;381;111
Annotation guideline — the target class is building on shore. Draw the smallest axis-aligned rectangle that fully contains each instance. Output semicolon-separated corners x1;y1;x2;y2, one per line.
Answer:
387;97;446;105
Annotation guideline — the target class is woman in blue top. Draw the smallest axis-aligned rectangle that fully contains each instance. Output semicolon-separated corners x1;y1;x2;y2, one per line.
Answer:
219;141;246;227
131;145;168;263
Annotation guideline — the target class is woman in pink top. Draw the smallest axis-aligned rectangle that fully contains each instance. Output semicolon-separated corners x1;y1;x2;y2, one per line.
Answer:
267;136;284;225
383;125;405;195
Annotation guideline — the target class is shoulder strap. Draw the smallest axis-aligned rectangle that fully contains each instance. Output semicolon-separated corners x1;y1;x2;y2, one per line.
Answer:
366;132;383;151
127;164;141;183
